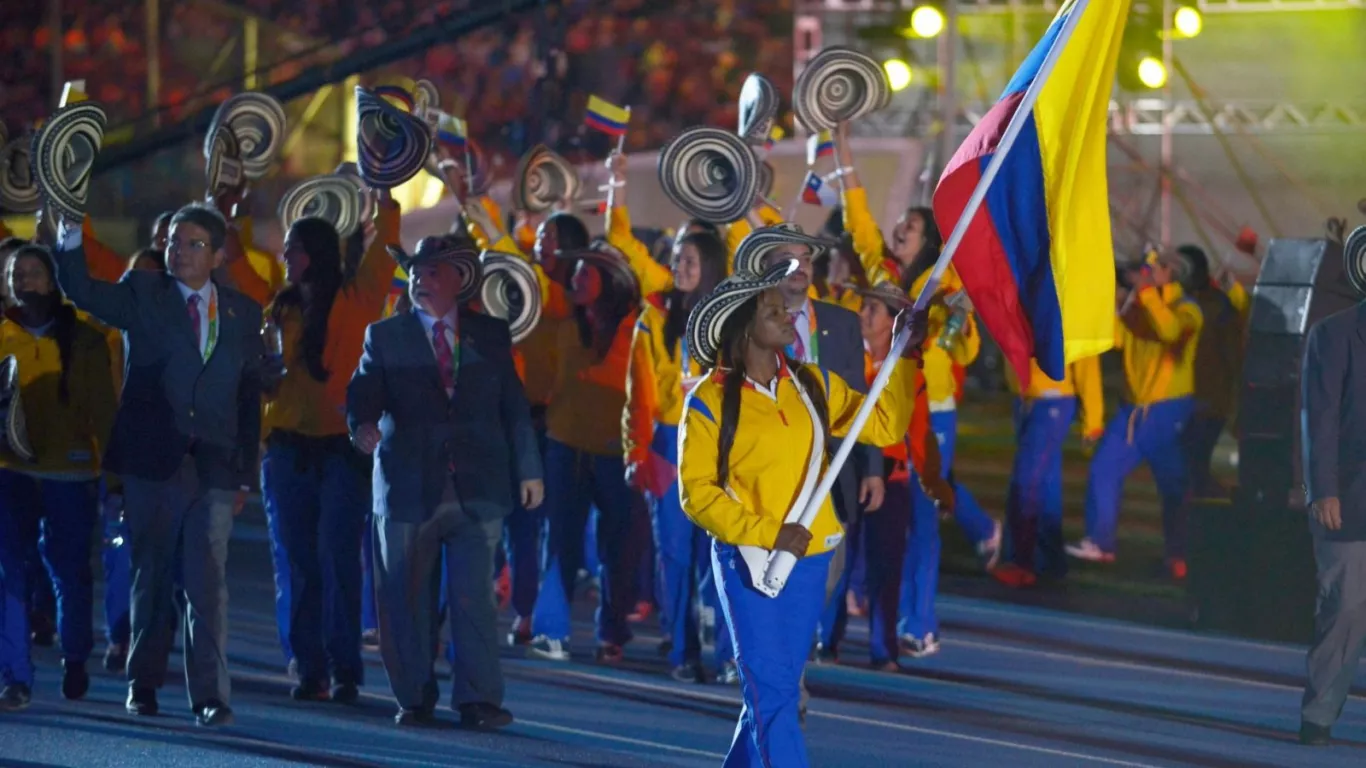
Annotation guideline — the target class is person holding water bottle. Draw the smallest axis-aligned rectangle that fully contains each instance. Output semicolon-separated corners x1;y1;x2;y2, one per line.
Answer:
677;260;926;766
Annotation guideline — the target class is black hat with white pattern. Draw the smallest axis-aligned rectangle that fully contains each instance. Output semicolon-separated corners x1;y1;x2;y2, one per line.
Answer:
387;237;483;304
685;259;798;370
658;127;759;225
278;174;363;239
732;222;832;276
793;47;891;133
479;250;542;344
32;100;107;221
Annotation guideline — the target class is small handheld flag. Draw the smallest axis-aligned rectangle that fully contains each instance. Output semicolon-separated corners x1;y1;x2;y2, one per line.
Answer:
800;171;838;207
806;131;834;165
585;96;630;138
434;112;467;149
60;81;89;107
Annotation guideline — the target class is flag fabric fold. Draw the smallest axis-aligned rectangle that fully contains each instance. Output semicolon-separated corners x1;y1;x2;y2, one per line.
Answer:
800;171;838;207
585;95;630;137
807;130;834;164
931;0;1128;385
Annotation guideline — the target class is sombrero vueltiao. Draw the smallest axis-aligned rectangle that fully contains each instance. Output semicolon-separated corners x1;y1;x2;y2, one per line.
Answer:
657;127;759;225
278;174;363;239
732;222;832;276
32;99;107;222
857;280;913;313
1345;225;1366;296
203;92;287;179
685;259;799;370
566;241;641;305
793;47;892;133
480;250;543;344
0;137;40;214
356;85;433;190
386;236;483;304
203;122;245;196
737;72;780;147
0;356;34;462
513;145;580;214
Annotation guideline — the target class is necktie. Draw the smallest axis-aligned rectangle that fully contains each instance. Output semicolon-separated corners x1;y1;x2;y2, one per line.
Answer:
186;294;203;354
788;311;806;362
432;321;455;392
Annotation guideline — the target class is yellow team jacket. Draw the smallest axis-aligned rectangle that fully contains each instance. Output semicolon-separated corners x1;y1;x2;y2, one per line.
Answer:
1117;284;1203;405
622;300;703;467
0;314;117;479
260;205;400;438
679;357;919;556
1005;356;1105;438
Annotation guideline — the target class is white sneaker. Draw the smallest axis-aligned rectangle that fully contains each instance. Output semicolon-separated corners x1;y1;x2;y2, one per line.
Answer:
976;522;1003;571
1064;538;1116;563
900;632;941;659
528;636;571;661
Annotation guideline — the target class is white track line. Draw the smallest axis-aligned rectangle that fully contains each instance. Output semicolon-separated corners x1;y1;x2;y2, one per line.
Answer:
942;601;1306;654
532;667;1161;766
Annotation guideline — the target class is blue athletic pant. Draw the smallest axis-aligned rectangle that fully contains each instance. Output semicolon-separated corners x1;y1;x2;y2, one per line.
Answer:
714;541;832;767
0;470;99;686
898;409;996;639
1006;397;1076;576
1084;398;1194;558
651;424;732;668
261;439;369;684
531;439;633;646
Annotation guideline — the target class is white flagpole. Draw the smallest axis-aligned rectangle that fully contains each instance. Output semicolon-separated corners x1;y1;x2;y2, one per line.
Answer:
760;0;1096;596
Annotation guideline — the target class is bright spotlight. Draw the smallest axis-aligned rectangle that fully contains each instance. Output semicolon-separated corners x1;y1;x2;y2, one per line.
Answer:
909;6;945;39
883;59;913;92
1137;56;1168;89
1173;6;1203;38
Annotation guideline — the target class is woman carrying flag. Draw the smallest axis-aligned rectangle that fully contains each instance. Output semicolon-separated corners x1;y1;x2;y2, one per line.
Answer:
678;260;925;765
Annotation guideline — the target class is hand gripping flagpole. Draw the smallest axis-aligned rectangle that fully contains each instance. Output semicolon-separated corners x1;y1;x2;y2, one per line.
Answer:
758;0;1094;597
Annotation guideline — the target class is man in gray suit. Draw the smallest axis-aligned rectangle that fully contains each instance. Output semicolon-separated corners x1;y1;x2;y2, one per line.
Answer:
1300;302;1366;746
53;204;266;727
348;235;543;728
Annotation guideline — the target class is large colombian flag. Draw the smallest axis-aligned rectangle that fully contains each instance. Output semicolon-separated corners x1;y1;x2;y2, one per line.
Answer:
932;0;1129;385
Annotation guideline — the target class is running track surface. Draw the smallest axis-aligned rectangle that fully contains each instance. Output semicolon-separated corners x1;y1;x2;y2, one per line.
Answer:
0;519;1362;767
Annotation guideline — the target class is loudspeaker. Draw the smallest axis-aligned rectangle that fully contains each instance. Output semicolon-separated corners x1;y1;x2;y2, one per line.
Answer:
1238;238;1357;506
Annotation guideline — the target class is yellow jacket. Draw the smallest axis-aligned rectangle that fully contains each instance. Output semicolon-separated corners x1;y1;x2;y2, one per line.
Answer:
679;357;919;556
1006;356;1105;438
262;206;400;438
0;314;117;479
1117;284;1203;405
910;269;979;407
623;300;703;466
841;186;902;288
607;207;673;298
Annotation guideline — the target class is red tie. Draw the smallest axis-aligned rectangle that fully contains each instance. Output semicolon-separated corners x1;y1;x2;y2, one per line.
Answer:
432;321;455;392
186;294;202;351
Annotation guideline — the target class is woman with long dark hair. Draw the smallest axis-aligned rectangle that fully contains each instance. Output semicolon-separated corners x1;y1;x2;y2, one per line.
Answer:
678;261;926;765
623;230;734;683
258;200;398;703
526;219;645;663
0;244;117;710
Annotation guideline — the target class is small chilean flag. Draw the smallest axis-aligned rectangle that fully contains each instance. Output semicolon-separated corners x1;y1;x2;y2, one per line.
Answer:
801;171;838;207
807;130;834;164
765;125;784;150
585;95;630;137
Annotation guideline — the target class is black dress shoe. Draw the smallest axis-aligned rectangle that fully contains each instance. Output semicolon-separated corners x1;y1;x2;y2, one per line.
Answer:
126;687;158;716
395;707;435;727
330;681;359;705
195;700;234;727
458;702;514;729
62;660;90;700
1299;721;1331;746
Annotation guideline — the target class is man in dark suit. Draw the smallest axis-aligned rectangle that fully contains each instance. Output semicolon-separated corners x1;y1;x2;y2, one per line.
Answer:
53;204;265;727
348;235;543;728
1299;302;1366;746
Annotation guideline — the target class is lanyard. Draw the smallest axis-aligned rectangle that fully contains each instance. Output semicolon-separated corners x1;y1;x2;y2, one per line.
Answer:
679;334;692;376
202;288;220;362
805;306;820;363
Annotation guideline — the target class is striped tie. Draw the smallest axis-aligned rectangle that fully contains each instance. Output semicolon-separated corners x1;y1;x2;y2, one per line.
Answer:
432;321;455;392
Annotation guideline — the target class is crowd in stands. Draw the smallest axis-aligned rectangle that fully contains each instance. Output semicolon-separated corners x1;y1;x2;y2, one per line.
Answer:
1;0;793;212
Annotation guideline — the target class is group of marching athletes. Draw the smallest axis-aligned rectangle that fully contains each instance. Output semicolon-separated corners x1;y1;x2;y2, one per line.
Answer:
0;122;1250;768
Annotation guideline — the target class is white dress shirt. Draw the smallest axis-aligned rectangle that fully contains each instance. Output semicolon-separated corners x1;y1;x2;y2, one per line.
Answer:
175;280;216;357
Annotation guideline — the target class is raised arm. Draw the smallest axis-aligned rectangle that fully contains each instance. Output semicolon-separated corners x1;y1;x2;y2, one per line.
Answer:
52;225;139;330
678;394;782;548
346;198;402;316
1135;287;1202;344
